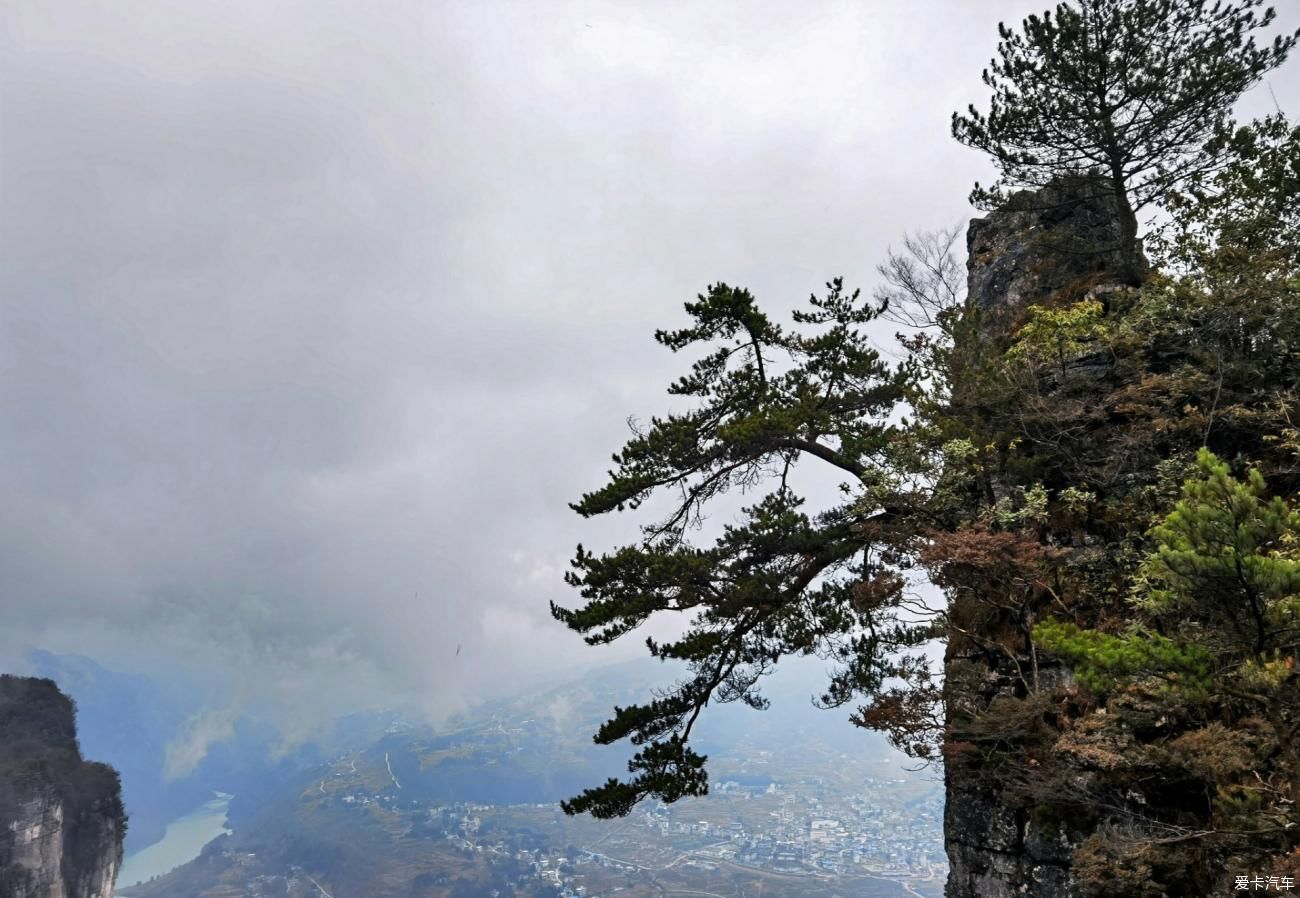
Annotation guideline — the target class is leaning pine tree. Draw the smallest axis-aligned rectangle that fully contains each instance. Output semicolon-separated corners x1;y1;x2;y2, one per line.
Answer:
550;281;937;818
952;0;1297;281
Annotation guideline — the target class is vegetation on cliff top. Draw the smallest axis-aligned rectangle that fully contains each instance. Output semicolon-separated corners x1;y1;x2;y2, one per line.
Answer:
555;0;1299;890
0;675;127;895
952;0;1296;280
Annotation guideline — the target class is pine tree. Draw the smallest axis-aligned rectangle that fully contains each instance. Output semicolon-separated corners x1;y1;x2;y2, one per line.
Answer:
952;0;1296;280
1158;113;1300;275
1036;451;1300;851
1138;447;1300;658
551;281;934;817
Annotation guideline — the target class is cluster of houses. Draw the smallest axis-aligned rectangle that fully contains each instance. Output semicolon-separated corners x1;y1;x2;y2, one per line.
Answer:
635;777;946;879
320;750;946;894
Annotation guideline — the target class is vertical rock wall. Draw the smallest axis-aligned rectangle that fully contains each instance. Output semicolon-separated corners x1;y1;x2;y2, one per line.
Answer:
0;676;124;898
942;183;1130;898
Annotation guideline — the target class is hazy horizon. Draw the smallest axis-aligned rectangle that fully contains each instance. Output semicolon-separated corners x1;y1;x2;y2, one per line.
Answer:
3;0;1297;772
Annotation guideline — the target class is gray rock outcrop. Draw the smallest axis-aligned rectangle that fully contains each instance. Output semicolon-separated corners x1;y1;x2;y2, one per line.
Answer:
943;181;1142;898
965;179;1136;341
0;676;124;898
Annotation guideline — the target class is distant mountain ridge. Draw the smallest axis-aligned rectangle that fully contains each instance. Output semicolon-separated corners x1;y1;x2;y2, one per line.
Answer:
121;654;931;898
25;650;211;853
24;650;402;854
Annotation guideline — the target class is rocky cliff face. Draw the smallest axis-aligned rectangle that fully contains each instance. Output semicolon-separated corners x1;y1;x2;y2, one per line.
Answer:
942;183;1134;898
0;676;125;898
965;179;1132;340
942;658;1078;898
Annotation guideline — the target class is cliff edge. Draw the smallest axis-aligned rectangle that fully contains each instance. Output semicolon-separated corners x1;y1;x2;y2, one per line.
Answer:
943;181;1136;898
0;675;125;898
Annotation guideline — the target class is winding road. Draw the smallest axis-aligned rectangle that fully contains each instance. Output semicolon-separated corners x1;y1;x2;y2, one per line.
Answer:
306;875;336;898
384;752;402;790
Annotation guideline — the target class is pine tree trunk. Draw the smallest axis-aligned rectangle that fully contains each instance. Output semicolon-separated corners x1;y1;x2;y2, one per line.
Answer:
1116;192;1142;284
1109;173;1144;285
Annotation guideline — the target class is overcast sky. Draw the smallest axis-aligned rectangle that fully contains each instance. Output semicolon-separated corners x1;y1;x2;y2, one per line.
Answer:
3;0;1298;759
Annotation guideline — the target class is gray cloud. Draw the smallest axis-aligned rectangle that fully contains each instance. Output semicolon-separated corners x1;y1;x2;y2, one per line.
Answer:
3;0;1297;759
